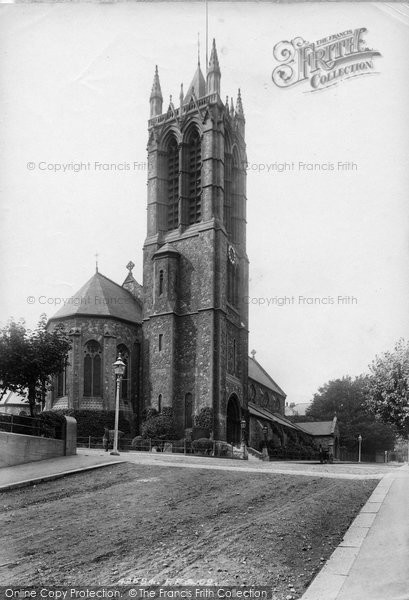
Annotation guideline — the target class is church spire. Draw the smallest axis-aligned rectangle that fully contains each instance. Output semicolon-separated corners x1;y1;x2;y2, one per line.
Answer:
150;65;163;118
206;38;221;95
235;88;245;136
236;88;244;118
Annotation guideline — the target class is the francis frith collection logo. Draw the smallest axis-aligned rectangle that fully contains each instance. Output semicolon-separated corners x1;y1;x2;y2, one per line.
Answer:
272;27;381;91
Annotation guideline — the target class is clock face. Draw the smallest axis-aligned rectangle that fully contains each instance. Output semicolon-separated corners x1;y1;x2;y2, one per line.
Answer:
228;245;236;264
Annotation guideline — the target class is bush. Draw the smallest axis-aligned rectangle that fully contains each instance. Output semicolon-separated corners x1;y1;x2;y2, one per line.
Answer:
214;440;230;457
39;411;66;438
54;409;133;437
192;427;210;440
131;436;150;451
141;408;178;441
172;438;192;454
142;407;158;421
192;437;213;455
194;407;213;430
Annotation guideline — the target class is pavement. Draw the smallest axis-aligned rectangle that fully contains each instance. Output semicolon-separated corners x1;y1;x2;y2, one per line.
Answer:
0;450;408;599
0;452;124;491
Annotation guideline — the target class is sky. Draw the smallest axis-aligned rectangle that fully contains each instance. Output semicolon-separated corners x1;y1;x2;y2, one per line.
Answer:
1;1;408;405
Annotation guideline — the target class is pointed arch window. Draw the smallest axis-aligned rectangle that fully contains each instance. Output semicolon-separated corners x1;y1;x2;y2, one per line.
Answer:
159;269;164;295
57;359;67;397
167;137;179;230
187;129;202;224
227;260;239;307
158;394;162;413
117;344;129;400
84;341;102;397
184;393;193;429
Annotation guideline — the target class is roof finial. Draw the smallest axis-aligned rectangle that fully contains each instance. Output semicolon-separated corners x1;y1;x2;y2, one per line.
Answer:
150;65;163;118
206;39;221;95
236;88;244;118
95;252;99;273
126;260;135;273
251;349;256;359
197;32;200;66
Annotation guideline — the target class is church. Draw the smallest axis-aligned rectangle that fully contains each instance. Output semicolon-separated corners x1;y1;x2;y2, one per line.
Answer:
46;40;311;452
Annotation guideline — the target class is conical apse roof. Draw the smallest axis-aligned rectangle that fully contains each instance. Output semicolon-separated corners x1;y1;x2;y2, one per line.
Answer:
49;271;142;324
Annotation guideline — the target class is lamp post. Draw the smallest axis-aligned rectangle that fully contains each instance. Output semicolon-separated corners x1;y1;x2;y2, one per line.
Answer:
111;354;126;456
240;418;246;445
262;425;268;447
261;425;269;460
358;434;362;464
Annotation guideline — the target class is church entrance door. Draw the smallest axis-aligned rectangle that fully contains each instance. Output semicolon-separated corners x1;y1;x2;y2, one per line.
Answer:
226;394;241;444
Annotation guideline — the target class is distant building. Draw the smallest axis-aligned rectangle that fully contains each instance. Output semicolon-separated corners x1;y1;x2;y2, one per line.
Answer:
0;390;33;416
285;402;310;417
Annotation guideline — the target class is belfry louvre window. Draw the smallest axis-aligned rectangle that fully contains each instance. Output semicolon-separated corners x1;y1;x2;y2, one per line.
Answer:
83;340;102;397
188;130;202;224
167;137;179;230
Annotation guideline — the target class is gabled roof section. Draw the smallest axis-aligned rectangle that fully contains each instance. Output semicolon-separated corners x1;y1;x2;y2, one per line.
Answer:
248;356;286;398
184;65;206;101
296;420;336;436
48;271;142;324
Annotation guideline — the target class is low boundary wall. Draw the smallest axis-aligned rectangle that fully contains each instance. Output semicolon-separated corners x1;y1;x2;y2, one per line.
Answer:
0;416;77;467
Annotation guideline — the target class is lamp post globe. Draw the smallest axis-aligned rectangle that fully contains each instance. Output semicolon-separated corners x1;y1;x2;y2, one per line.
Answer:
114;355;126;377
111;354;126;456
358;434;362;463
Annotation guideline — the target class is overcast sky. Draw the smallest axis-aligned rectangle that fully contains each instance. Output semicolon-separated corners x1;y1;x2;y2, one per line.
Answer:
1;2;408;405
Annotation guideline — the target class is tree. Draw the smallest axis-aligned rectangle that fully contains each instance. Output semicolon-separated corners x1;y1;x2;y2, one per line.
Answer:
366;339;409;438
306;375;396;454
0;314;71;416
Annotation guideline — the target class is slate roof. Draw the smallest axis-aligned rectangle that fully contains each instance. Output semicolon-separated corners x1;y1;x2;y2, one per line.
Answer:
248;357;286;398
184;65;206;101
49;271;142;324
153;243;180;257
296;421;336;436
248;402;302;431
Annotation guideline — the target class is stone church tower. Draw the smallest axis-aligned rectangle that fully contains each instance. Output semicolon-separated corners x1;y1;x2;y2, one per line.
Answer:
142;40;249;441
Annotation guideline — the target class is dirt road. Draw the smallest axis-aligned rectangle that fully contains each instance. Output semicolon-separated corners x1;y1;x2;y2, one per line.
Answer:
0;463;378;599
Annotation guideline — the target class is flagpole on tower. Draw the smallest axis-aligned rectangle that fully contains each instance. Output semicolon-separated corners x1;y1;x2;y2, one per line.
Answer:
205;0;209;72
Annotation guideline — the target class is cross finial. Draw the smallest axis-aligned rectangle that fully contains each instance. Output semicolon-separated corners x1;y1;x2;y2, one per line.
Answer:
251;349;256;359
126;260;135;273
95;252;99;273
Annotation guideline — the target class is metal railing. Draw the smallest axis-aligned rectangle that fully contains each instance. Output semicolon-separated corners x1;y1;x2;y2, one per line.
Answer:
0;412;64;439
267;447;318;461
77;436;246;459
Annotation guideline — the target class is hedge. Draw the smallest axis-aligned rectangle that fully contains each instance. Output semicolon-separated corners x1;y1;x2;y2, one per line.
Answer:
53;409;135;437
